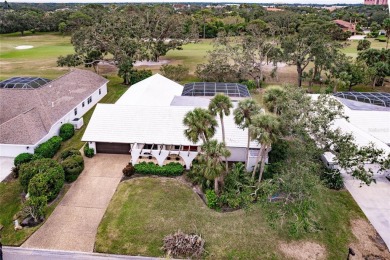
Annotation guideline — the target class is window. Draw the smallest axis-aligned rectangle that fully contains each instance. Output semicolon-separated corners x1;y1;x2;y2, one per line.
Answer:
99;88;101;95
74;108;77;116
87;96;92;104
82;101;85;107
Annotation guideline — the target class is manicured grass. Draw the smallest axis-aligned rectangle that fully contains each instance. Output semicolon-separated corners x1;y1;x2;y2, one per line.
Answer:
95;177;364;259
341;38;387;59
0;180;70;246
0;32;74;80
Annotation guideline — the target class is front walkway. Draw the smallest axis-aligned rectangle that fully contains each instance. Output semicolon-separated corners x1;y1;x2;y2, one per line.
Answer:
0;157;13;182
22;154;129;252
342;166;390;250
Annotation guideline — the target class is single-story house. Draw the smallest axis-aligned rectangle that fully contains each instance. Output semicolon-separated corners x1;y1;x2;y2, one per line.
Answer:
0;69;108;157
82;74;260;171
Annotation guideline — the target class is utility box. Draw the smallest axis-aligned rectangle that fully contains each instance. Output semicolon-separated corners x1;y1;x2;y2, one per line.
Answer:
71;117;84;130
321;152;338;170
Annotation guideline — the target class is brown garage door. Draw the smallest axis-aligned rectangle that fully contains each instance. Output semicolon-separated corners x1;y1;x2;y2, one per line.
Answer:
96;142;130;154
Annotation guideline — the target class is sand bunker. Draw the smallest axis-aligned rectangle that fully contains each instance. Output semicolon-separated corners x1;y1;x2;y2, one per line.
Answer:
15;45;34;50
133;59;169;67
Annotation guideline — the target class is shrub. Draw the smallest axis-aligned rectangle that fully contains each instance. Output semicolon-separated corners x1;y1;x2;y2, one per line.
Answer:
134;162;183;176
28;166;65;201
60;147;81;160
61;155;84;182
34;136;62;158
122;163;135;177
84;143;95;158
59;123;75;141
14;153;34;167
321;169;344;190
23;196;47;223
241;80;257;90
130;69;152;85
160;64;189;81
19;158;63;192
205;189;219;209
357;39;371;51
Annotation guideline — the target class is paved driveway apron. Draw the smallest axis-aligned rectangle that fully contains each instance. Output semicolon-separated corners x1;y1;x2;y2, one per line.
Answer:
22;154;129;252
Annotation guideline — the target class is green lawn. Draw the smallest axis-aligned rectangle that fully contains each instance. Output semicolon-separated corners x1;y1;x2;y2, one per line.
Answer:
341;38;387;59
95;177;364;259
0;32;74;80
0;180;69;246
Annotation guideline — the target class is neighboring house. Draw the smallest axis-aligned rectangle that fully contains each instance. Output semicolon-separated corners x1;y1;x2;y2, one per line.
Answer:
82;74;260;171
0;69;108;157
333;20;356;35
364;0;388;5
312;92;390;157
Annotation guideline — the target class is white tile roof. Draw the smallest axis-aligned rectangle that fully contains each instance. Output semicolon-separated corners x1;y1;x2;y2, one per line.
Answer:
310;94;390;155
82;104;259;149
115;74;184;106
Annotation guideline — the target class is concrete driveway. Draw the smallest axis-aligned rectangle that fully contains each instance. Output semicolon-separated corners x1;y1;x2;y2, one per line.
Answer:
0;157;14;182
342;166;390;250
22;154;129;252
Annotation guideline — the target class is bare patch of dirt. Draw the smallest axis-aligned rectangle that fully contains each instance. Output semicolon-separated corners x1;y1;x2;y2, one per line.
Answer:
279;241;327;260
348;218;390;260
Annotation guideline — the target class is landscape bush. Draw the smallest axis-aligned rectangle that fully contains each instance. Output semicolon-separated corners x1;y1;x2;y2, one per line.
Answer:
60;147;81;160
59;123;75;141
34;136;62;158
19;158;63;192
14;153;34;167
160;64;189;81
61;155;84;182
241;80;257;90
122;163;135;177
84;143;95;158
320;169;344;190
22;196;47;223
134;162;183;176
28;166;65;201
130;69;152;85
205;189;219;210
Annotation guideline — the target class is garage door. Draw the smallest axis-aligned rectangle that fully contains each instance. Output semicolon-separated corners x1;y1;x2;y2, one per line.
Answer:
96;142;130;154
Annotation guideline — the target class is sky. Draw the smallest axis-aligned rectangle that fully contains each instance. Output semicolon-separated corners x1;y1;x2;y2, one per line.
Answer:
8;0;365;5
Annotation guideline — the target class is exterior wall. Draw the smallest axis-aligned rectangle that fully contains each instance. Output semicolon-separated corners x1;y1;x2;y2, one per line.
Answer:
0;144;34;157
227;147;247;162
0;83;107;158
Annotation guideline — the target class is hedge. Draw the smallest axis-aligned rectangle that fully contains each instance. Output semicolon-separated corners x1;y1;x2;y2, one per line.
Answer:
34;136;62;158
28;166;65;201
61;155;84;182
134;162;183;176
19;158;63;192
59;123;75;141
14;153;34;167
60;147;82;160
84;143;94;158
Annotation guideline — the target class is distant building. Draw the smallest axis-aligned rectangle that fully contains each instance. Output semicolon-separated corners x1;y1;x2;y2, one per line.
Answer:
364;0;388;5
333;20;356;35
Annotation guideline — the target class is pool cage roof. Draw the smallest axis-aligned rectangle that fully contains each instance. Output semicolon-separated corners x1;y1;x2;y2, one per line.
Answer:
334;92;390;108
182;82;250;98
0;77;51;89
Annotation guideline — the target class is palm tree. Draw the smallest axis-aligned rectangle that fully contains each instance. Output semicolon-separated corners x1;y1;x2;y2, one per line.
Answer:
383;18;390;50
183;108;217;144
209;94;233;175
263;86;286;115
233;99;261;169
209;93;233;143
249;114;280;182
198;140;231;193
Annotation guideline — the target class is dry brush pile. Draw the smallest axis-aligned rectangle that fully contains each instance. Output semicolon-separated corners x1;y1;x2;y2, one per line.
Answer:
162;231;205;258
